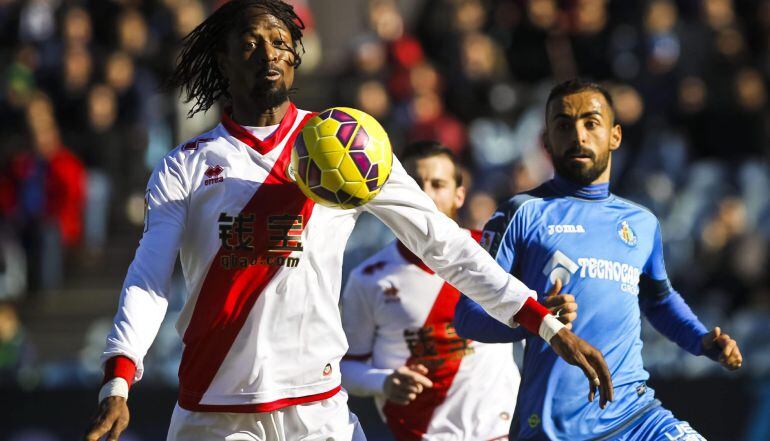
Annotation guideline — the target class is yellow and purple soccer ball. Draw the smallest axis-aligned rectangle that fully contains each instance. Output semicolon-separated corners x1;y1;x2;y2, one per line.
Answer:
291;107;393;209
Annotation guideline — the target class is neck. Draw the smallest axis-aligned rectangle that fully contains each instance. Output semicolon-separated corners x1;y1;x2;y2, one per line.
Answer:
551;173;610;199
230;98;291;127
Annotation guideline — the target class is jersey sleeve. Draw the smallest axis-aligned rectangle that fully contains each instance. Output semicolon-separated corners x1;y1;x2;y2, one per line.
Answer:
639;221;711;357
454;294;529;342
340;270;377;358
339;269;393;396
100;153;190;382
364;157;537;328
454;201;529;342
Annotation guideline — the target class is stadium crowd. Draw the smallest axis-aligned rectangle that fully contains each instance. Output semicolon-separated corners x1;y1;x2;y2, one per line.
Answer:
0;0;768;439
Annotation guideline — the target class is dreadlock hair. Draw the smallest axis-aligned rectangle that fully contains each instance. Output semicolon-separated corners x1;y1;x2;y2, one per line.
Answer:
167;0;305;117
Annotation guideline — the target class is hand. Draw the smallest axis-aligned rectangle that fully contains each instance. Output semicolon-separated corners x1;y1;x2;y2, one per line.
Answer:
701;327;743;371
84;396;130;441
383;364;434;405
550;328;614;409
542;279;578;329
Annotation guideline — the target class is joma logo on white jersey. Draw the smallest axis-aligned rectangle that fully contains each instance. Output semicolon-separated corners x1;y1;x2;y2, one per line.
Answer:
547;224;585;235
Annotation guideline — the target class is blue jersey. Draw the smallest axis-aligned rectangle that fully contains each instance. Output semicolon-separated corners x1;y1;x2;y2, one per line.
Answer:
453;176;717;441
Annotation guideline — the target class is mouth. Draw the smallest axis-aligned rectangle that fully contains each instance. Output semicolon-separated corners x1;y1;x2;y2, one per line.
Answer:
566;151;594;163
259;68;282;81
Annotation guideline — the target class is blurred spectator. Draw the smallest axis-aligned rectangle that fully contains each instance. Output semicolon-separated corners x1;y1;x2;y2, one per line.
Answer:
47;44;92;133
0;93;85;292
61;6;92;49
117;8;149;58
405;91;467;155
0;225;27;300
0;301;35;386
695;197;768;311
369;0;404;42
3;45;39;114
568;0;612;80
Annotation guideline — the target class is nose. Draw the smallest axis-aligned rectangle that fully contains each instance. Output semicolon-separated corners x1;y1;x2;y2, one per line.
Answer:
255;40;278;63
575;124;590;147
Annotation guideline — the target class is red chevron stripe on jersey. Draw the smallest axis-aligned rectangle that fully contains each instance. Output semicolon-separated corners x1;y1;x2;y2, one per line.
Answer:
383;230;482;440
178;111;319;412
220;102;300;155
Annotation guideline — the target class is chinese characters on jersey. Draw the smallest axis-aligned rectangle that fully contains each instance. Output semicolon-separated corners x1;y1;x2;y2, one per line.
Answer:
218;213;304;269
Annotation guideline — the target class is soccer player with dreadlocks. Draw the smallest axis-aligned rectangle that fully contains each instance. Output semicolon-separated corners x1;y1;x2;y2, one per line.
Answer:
84;2;613;440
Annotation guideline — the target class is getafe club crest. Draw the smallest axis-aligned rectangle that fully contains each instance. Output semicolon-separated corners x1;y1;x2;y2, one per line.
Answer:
617;220;638;247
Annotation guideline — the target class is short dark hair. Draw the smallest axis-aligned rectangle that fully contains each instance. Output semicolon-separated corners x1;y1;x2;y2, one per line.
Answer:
545;79;615;121
167;0;305;117
400;140;463;187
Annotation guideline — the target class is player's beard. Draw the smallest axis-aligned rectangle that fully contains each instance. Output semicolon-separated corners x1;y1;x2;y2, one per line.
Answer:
250;81;291;109
553;145;610;186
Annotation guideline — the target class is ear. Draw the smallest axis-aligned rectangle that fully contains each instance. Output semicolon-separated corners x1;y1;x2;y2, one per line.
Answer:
609;123;622;151
454;185;467;210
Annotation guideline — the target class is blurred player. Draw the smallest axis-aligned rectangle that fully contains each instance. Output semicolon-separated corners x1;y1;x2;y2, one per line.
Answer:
83;2;612;440
341;141;569;440
455;79;743;441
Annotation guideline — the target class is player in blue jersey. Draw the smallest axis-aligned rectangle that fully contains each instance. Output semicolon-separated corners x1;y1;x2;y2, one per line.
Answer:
453;79;743;441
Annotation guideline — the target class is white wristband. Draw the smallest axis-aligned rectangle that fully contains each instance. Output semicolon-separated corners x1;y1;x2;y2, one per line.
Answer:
98;378;129;404
539;314;566;344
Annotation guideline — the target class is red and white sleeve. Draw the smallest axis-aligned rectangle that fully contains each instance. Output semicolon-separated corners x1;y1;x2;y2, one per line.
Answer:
513;297;565;344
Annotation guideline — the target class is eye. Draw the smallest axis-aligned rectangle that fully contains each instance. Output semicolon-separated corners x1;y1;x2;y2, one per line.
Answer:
273;39;285;47
585;120;598;129
244;41;257;50
557;122;571;131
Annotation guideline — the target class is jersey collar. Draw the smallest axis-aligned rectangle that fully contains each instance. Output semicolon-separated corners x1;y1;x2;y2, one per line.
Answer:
550;174;610;200
221;102;299;155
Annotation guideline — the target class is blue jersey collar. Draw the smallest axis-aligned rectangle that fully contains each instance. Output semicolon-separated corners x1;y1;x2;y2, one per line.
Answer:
550;174;610;200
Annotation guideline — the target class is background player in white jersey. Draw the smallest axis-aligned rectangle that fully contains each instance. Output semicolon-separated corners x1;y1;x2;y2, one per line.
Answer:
83;2;613;440
341;142;516;440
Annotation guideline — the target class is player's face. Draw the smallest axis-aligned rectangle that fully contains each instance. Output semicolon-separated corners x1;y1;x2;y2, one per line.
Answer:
408;155;466;220
219;8;296;108
544;91;622;185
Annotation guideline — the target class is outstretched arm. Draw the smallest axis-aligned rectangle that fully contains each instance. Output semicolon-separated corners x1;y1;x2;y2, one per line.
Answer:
455;278;578;342
453;294;528;343
85;154;189;441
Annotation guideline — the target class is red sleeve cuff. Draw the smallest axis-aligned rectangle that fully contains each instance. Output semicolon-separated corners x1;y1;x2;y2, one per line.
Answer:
102;355;137;388
513;297;550;335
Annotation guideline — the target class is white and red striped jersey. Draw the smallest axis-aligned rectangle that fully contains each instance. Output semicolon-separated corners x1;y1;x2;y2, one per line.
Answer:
101;102;537;413
340;236;521;441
